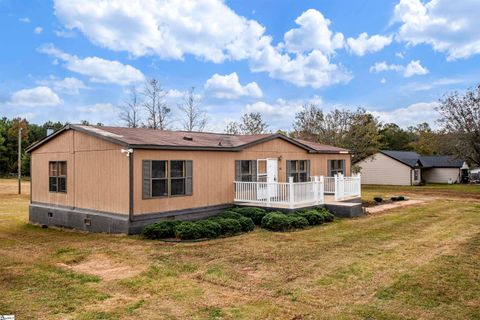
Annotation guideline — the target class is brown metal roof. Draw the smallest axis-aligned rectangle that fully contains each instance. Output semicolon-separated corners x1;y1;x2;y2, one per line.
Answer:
27;124;349;154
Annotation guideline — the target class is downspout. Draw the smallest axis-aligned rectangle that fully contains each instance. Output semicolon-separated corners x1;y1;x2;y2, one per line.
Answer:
129;149;134;222
410;168;413;186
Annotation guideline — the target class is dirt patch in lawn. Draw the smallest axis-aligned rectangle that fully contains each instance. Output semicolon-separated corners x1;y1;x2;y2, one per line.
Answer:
365;199;426;214
58;254;145;281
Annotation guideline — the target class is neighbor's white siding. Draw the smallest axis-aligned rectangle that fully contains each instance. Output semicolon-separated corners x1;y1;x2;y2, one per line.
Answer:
423;168;460;183
357;152;412;185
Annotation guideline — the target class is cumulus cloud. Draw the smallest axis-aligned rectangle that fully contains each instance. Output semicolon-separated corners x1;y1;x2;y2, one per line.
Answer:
393;0;480;60
204;72;262;99
34;27;43;34
403;60;429;77
370;60;428;77
38;76;87;94
39;44;144;85
370;102;439;128
8;86;62;107
19;17;30;23
283;9;344;54
53;1;351;89
77;103;119;114
346;32;392;56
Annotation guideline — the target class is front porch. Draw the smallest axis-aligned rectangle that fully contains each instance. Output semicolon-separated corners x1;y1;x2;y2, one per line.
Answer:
233;174;362;210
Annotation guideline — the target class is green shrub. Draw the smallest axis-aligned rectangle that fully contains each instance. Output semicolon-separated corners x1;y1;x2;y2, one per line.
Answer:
374;197;383;203
231;207;267;225
212;218;242;235
391;195;406;201
295;210;324;225
237;216;255;232
174;222;203;240
217;210;244;220
288;215;309;229
196;220;222;238
142;220;182;239
316;208;335;222
261;212;292;231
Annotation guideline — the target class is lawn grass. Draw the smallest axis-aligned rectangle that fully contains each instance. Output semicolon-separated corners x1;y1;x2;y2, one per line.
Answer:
0;178;479;319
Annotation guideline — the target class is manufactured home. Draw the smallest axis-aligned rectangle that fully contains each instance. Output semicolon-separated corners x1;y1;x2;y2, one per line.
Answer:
357;150;467;186
27;125;358;234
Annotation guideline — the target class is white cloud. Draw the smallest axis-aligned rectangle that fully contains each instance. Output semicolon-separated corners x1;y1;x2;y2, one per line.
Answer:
53;1;351;89
38;76;87;94
34;27;43;34
403;60;429;77
369;61;403;73
394;0;480;60
77;103;119;114
204;72;262;99
39;44;145;85
53;0;266;63
369;59;428;77
8;86;62;107
283;9;344;54
346;32;392;56
370;102;439;128
19;17;30;23
243;96;323;130
395;51;405;59
54;29;76;38
380;78;387;84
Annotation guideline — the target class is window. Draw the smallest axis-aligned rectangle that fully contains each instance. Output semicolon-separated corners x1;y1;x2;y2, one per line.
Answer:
287;160;309;182
239;160;254;181
151;161;168;197
413;169;420;181
143;160;193;198
328;160;345;177
49;161;67;193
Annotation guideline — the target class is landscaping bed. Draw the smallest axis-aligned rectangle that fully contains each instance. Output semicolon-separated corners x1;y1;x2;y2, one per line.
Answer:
142;207;335;241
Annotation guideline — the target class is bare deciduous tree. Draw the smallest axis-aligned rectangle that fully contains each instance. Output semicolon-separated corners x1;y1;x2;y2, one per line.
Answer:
240;112;269;134
224;121;241;134
178;87;207;132
437;84;480;166
143;79;171;130
119;86;141;128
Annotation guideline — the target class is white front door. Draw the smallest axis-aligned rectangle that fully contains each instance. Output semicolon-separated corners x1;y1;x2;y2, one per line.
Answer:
257;158;278;200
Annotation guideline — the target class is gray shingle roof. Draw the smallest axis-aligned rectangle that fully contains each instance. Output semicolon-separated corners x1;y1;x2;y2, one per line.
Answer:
380;150;464;168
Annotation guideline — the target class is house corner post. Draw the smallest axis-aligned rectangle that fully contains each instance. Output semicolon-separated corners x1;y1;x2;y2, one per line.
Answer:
129;149;134;222
319;176;324;204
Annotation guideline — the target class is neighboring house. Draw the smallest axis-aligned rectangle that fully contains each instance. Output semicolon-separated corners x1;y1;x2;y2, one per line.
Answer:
357;150;467;186
26;124;351;234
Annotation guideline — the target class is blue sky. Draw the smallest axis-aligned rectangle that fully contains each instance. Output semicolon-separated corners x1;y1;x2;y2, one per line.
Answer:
1;0;479;131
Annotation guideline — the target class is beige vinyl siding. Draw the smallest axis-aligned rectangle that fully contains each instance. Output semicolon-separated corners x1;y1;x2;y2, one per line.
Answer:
133;138;351;215
31;130;129;214
422;168;460;183
357;152;412;185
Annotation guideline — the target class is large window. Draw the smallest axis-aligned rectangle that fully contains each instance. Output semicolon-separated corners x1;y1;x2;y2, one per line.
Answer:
49;161;67;193
286;160;309;182
143;160;193;198
328;159;345;177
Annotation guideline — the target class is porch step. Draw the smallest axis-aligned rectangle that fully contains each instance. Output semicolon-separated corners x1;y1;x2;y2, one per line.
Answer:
325;202;363;218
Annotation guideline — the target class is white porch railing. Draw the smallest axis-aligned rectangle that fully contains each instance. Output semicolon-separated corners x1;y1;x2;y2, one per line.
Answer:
334;173;361;201
234;176;325;209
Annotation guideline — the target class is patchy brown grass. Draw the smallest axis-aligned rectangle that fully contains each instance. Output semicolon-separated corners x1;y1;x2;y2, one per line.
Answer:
0;178;479;319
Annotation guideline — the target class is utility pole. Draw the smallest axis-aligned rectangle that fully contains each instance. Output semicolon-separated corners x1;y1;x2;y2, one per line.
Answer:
18;127;22;194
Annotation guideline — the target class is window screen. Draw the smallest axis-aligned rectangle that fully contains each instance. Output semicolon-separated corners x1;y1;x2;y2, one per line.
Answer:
49;161;67;193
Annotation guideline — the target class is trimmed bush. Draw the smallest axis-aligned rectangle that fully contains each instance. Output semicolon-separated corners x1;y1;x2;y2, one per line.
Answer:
212;218;242;235
316;208;335;222
231;207;267;225
261;212;292;231
196;220;222;238
288;215;309;229
142;220;182;239
217;211;244;220
237;216;255;232
174;222;203;240
373;197;383;203
295;210;324;225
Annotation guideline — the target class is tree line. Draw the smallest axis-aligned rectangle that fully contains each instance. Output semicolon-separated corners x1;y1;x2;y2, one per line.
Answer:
0;83;478;177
